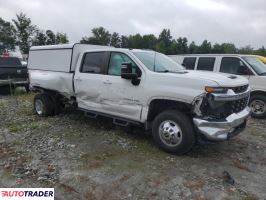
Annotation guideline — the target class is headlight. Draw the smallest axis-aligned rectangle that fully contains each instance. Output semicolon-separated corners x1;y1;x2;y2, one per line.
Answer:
205;86;228;94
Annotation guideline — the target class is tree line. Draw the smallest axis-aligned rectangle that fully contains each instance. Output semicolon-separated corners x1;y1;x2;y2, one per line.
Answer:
0;13;69;54
1;13;266;56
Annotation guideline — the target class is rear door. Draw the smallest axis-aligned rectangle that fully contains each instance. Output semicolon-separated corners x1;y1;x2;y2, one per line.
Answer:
74;51;109;111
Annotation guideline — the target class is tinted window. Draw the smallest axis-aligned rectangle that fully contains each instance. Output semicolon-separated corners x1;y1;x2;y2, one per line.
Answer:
0;57;22;67
197;57;215;71
182;57;196;70
81;52;105;73
108;52;141;76
220;57;253;75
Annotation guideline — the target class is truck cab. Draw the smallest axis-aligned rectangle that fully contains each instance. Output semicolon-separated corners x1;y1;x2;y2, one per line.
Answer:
28;44;250;154
169;54;266;118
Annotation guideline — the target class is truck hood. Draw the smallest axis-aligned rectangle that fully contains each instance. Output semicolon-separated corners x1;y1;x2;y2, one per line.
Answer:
172;70;249;87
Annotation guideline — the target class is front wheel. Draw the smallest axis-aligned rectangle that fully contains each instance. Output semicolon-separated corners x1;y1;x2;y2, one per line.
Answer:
152;110;196;154
249;95;266;119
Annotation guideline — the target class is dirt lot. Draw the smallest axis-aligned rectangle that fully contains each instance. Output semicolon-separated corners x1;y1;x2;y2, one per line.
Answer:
0;91;266;200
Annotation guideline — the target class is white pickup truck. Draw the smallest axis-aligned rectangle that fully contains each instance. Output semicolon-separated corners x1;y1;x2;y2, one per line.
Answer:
28;44;250;154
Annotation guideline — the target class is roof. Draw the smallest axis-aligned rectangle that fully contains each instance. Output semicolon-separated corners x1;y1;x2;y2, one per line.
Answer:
30;43;111;50
168;54;256;57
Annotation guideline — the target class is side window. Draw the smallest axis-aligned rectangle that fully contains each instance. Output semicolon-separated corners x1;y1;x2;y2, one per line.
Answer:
197;57;215;71
182;57;196;70
81;52;105;74
220;57;253;75
108;52;141;76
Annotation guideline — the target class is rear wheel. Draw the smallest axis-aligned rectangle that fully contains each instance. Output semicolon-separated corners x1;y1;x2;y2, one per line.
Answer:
152;110;196;154
249;95;266;119
34;93;54;117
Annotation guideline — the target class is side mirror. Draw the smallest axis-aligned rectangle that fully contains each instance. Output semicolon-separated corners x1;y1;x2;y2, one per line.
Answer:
121;62;140;85
121;63;137;79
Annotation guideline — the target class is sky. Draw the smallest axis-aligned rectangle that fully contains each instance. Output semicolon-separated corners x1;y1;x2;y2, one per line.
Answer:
0;0;265;48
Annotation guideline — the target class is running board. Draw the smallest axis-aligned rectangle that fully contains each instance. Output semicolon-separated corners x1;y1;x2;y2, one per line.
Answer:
113;119;129;127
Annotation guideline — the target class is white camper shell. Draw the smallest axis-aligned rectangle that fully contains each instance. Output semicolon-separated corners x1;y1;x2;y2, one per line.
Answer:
28;44;113;96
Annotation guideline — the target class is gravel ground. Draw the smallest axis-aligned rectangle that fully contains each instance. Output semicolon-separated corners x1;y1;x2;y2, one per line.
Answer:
0;91;266;200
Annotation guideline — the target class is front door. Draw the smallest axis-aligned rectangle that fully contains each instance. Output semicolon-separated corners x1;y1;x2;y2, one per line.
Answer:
101;52;144;121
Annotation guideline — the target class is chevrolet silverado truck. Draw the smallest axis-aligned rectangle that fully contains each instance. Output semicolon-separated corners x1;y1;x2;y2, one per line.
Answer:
0;56;29;93
28;44;250;154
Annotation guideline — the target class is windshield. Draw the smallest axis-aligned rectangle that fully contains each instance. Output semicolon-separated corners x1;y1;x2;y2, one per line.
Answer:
133;51;184;72
242;56;266;75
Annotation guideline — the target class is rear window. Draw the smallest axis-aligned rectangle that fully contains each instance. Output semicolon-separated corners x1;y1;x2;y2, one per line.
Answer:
182;57;196;70
0;57;22;67
197;57;215;71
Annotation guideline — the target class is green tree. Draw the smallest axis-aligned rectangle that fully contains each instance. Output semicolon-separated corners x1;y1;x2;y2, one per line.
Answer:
198;40;212;53
221;43;236;54
121;35;129;48
188;41;198;54
55;32;69;44
46;30;56;45
110;32;121;47
0;17;16;53
128;34;143;49
172;37;188;54
32;30;47;46
238;45;254;54
254;46;266;56
12;12;37;54
80;27;111;45
142;34;157;50
157;29;172;54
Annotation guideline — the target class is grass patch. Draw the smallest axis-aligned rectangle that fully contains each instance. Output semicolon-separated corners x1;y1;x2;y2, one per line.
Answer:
17;106;34;116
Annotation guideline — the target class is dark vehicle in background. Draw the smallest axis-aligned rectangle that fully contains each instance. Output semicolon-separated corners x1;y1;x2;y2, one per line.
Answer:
0;56;29;94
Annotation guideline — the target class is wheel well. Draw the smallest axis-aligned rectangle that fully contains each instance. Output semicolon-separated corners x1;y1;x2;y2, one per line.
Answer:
250;91;266;99
147;99;192;122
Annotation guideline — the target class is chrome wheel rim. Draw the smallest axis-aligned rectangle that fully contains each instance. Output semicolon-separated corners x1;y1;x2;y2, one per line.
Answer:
250;100;266;115
159;120;183;147
35;99;43;115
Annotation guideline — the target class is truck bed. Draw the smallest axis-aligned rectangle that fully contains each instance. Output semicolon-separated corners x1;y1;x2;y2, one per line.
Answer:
29;70;74;97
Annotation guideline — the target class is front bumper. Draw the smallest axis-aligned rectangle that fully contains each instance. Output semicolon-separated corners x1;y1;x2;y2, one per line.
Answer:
193;107;250;141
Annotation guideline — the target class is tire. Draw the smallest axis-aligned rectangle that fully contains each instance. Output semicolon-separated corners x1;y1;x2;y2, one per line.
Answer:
152;110;196;154
249;95;266;119
34;93;54;117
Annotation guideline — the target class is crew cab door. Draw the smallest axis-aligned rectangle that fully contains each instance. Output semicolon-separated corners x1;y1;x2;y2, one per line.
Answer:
101;52;144;121
74;51;109;111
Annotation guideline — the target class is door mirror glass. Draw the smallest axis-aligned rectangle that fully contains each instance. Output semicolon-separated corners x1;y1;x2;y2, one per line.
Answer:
121;62;137;79
121;62;140;85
